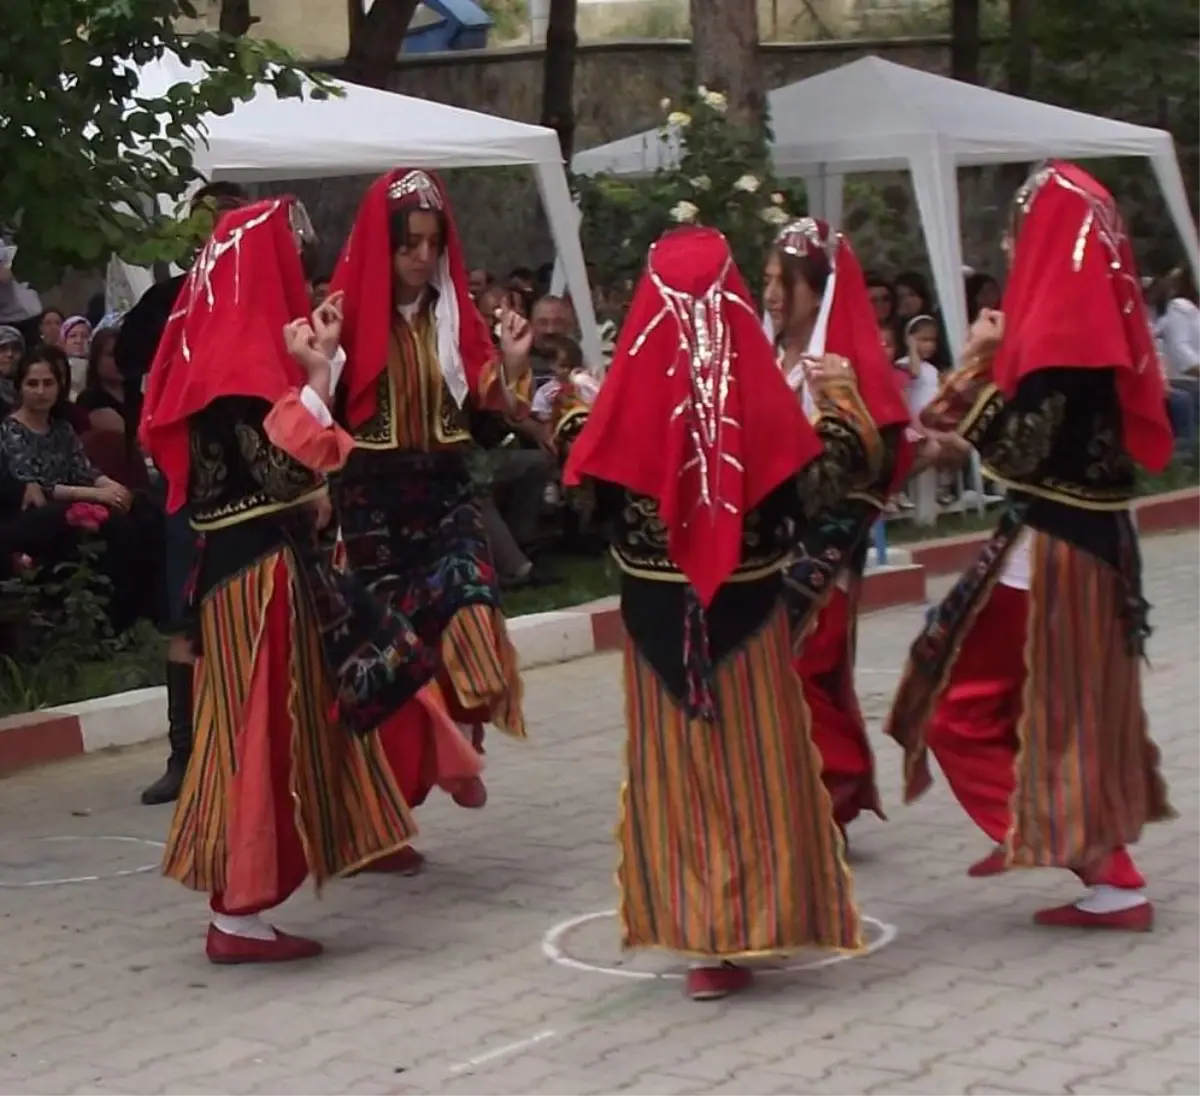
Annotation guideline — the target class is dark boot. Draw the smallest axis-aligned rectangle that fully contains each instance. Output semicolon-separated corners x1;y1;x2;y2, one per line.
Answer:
140;661;194;806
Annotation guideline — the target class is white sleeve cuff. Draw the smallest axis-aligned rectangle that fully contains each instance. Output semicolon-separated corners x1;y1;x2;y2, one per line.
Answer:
300;385;333;428
329;345;346;393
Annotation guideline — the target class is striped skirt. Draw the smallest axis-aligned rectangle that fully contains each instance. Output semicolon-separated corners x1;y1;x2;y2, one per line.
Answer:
888;531;1172;872
162;548;417;912
617;604;863;959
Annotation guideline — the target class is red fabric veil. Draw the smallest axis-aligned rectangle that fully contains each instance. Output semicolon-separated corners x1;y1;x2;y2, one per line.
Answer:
329;168;494;429
139;197;313;513
993;161;1172;473
773;217;913;434
565;226;822;607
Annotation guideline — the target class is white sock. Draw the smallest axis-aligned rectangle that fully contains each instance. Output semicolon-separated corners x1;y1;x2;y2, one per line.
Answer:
211;912;277;940
1074;884;1148;914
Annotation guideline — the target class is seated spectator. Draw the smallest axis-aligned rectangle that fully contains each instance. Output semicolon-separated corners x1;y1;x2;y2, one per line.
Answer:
61;315;92;398
35;345;91;437
507;266;535;317
897;315;941;418
866;274;896;327
76;327;149;490
76;328;130;432
894;270;951;370
0;345;165;633
530;334;601;542
530;295;578;384
0;325;24;415
891;316;944;513
1152;267;1200;457
37;308;65;350
965;272;1002;322
469;268;494;301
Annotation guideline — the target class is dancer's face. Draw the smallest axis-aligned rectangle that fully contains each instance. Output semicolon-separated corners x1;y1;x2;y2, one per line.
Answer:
392;210;442;294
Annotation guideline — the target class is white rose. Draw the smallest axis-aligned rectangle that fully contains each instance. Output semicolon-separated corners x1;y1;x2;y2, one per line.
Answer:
670;200;700;223
690;175;712;191
703;90;728;113
660;97;671;111
666;111;692;128
771;191;786;206
733;174;761;193
761;206;790;226
697;84;709;98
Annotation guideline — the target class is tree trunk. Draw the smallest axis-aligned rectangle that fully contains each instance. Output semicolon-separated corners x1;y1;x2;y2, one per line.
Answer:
219;0;255;36
541;0;579;160
950;0;982;83
1007;0;1034;95
690;0;764;134
344;0;421;88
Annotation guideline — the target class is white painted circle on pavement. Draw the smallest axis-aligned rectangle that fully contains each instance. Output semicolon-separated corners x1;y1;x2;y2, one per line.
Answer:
0;835;165;888
543;909;897;980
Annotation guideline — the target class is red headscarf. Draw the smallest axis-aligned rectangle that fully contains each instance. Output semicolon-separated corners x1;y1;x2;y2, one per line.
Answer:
139;197;313;513
773;218;913;432
565;226;822;607
993;161;1172;473
329;168;494;429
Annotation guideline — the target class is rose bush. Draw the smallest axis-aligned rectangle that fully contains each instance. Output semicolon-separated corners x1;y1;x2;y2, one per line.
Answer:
572;88;805;317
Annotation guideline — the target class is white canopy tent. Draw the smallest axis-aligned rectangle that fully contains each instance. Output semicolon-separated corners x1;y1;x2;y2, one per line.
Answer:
118;54;601;364
572;56;1199;359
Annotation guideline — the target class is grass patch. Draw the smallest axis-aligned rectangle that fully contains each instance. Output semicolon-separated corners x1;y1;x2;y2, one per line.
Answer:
0;621;166;719
501;552;618;617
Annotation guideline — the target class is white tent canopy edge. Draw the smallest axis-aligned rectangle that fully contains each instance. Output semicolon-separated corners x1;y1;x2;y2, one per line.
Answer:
117;54;602;367
571;56;1199;362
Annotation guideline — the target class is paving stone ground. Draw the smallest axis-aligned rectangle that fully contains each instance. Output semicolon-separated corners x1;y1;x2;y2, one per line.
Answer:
1;531;1197;1096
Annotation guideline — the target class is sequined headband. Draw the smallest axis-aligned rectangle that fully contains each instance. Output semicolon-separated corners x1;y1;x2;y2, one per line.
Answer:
775;218;838;264
388;170;444;210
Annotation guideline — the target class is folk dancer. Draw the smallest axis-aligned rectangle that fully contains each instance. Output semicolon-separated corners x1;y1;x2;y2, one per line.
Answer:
885;162;1174;930
565;227;864;1001
141;198;476;962
764;218;915;835
119;181;250;806
327;169;529;871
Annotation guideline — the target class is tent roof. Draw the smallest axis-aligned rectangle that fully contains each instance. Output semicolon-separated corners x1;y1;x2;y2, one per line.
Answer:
136;54;563;181
572;56;1174;177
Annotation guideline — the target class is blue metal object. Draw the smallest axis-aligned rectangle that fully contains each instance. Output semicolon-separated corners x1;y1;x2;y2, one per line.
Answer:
402;0;493;53
871;519;888;568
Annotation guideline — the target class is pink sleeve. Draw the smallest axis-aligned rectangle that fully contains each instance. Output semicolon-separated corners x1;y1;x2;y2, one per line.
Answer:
263;389;355;474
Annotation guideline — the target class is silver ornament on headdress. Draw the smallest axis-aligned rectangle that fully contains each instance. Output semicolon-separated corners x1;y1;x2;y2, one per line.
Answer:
1013;161;1148;368
774;217;838;266
288;200;317;246
387;169;444;210
626;238;757;525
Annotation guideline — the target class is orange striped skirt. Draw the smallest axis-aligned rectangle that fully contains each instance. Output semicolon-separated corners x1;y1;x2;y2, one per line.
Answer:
890;531;1172;871
617;604;863;959
162;548;418;910
440;604;525;736
1009;534;1172;868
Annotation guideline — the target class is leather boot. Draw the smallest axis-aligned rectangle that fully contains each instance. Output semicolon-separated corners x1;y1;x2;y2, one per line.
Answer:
140;661;194;806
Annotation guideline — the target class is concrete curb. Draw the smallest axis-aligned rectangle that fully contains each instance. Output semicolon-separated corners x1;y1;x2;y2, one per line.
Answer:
0;560;925;775
907;486;1199;576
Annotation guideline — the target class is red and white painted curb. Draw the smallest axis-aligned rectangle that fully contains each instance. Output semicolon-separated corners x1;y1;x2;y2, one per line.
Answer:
907;486;1199;576
2;487;1194;776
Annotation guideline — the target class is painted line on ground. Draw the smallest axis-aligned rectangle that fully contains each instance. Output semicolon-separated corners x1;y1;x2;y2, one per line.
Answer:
446;1029;559;1075
542;909;898;981
0;835;165;888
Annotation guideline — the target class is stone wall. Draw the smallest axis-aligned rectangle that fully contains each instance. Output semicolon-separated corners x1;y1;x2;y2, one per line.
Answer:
277;37;967;281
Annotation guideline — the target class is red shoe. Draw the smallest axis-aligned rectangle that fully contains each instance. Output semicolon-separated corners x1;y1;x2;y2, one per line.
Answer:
1033;900;1154;932
685;963;754;1001
450;776;488;809
358;846;426;876
968;846;1008;878
206;925;323;965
